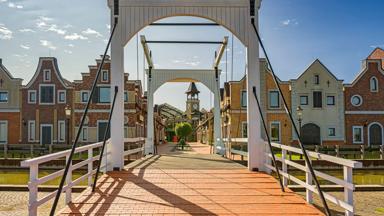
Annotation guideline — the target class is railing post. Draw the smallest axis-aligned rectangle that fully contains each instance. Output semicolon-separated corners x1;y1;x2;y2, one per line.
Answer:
65;154;72;204
30;145;34;158
336;145;340;157
49;145;53;154
380;145;384;160
4;144;7;159
29;164;38;216
344;166;354;216
88;148;93;186
281;149;288;186
305;159;313;203
360;145;365;160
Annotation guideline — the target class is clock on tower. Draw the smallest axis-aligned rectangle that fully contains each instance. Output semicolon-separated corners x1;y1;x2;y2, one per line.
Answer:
185;82;200;120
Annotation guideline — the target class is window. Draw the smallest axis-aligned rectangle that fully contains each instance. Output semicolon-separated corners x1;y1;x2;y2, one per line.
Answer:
58;90;66;103
353;126;363;144
39;85;55;104
0;121;7;144
0;91;8;103
28;121;36;142
241;90;247;108
28;90;37;104
124;127;128;138
328;128;336;137
242;122;248;138
43;69;51;82
314;74;320;85
370;77;378;92
351;95;362;107
124;91;128;103
101;70;109;82
327;96;335;106
313;91;322;108
270;122;281;142
300;96;308;105
269;91;280;108
81;91;89;103
98;87;111;103
58;121;65;142
81;127;88;141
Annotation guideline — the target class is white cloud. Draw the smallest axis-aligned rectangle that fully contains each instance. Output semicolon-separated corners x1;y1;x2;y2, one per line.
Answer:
64;50;73;54
281;19;299;26
64;33;88;40
0;24;12;40
35;17;66;35
82;28;102;37
19;28;35;33
8;2;23;9
0;0;7;2
370;44;384;48
172;59;200;67
47;24;66;35
39;16;53;22
20;44;30;50
106;24;111;30
68;44;74;47
40;40;57;50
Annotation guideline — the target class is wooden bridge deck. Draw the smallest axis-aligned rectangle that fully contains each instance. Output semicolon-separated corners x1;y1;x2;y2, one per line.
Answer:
58;143;323;215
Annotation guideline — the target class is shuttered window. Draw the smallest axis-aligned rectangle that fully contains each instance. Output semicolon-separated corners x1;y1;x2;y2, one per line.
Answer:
313;91;322;108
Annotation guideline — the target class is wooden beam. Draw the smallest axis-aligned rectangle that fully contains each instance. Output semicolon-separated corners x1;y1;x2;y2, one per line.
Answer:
213;36;229;68
140;35;154;68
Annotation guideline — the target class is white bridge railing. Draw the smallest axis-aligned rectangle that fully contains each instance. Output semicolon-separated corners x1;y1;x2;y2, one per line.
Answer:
222;138;362;216
20;137;145;216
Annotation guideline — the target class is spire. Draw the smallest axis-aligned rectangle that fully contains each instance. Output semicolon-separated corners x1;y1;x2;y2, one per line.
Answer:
185;82;200;96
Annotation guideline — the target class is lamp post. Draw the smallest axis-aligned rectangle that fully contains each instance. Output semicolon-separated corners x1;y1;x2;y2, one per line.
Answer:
296;106;303;136
65;106;71;145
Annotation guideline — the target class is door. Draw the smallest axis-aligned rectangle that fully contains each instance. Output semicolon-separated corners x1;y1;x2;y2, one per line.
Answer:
98;122;110;142
0;121;7;144
41;125;52;145
369;124;382;146
301;123;321;145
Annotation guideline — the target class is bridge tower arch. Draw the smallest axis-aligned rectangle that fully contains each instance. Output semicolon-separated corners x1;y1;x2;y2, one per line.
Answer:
107;0;263;171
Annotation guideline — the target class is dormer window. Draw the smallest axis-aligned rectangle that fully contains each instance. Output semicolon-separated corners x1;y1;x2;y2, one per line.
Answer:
370;77;378;92
43;69;51;82
314;75;320;85
101;70;109;82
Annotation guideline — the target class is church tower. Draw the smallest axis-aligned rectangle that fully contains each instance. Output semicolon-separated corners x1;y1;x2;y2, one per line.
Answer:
185;82;200;120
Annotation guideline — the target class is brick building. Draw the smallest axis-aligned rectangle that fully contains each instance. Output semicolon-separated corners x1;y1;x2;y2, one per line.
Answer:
21;57;74;145
344;48;384;146
0;59;23;144
72;55;145;144
260;59;292;145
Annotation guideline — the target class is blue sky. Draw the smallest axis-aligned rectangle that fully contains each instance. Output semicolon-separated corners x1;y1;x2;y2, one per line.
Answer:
0;0;383;110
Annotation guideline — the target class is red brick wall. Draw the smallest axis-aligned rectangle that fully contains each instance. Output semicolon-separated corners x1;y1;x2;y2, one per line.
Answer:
0;112;20;144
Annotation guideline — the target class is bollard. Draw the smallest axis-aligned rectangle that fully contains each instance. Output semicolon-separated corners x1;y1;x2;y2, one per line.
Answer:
335;145;340;157
30;145;34;158
360;145;365;160
380;145;384;160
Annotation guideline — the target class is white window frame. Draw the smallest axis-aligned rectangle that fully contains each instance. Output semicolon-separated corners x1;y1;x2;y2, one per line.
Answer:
81;127;88;142
241;121;247;138
270;121;281;143
352;126;364;144
300;95;308;106
57;90;66;104
0;91;9;103
101;70;109;82
370;76;378;92
351;95;363;107
80;91;90;103
39;84;55;105
28;90;37;104
43;69;51;82
0;120;8;144
58;120;66;142
28;120;36;142
240;90;247;108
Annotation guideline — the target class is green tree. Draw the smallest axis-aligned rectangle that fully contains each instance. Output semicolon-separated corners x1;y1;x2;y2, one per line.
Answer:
175;122;193;150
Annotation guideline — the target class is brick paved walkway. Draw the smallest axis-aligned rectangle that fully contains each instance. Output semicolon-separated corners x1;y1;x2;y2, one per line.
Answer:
58;143;323;215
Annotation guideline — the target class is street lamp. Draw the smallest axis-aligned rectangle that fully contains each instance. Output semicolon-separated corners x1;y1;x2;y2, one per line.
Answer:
296;106;303;136
65;106;71;145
